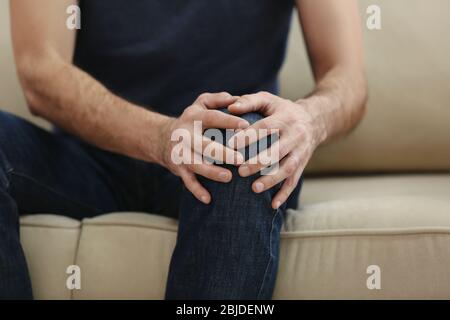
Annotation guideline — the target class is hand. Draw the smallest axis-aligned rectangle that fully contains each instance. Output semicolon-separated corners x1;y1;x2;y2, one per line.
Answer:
159;92;250;204
227;92;326;209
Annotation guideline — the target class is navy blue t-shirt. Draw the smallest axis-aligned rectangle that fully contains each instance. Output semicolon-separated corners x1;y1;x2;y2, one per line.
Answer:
74;0;294;117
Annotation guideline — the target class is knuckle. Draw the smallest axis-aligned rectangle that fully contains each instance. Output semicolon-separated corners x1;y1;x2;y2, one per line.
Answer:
182;176;193;188
286;178;295;188
258;91;271;98
202;111;215;124
281;97;291;105
277;193;287;204
295;124;306;136
186;173;196;184
209;110;222;117
198;92;211;101
202;167;214;178
285;163;296;176
266;119;280;131
266;117;279;128
284;114;297;126
258;119;269;130
269;175;279;186
290;156;299;169
191;178;201;189
241;95;252;103
183;106;198;119
278;144;289;157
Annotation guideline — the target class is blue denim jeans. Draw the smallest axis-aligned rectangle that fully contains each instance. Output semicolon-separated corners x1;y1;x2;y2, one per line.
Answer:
0;110;301;299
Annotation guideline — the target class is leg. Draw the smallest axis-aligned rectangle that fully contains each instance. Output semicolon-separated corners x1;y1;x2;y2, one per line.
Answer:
0;167;32;299
0;110;137;298
166;111;302;299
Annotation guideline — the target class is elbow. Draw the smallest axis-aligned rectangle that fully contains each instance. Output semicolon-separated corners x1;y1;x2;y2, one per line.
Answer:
359;75;369;120
345;72;368;133
22;85;42;117
355;98;368;128
15;53;54;117
353;71;368;124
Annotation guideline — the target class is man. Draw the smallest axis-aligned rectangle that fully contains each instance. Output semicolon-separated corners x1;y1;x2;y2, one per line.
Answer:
1;0;366;299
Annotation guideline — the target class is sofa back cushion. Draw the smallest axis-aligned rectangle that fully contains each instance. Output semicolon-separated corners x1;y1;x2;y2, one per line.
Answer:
281;0;450;173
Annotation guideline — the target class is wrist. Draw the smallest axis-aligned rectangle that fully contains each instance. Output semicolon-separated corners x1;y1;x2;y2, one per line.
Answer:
156;116;176;167
295;97;329;147
138;112;175;166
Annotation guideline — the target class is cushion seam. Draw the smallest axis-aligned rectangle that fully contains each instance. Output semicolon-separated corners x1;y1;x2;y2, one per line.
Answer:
81;222;178;232
77;222;450;238
281;228;450;239
20;224;80;229
71;223;83;300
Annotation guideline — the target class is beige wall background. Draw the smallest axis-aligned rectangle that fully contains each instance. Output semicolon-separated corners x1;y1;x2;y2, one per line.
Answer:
1;1;450;173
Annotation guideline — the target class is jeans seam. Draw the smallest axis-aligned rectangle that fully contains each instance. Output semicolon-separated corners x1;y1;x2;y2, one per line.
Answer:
0;149;13;190
256;208;280;299
8;170;103;215
3;168;13;191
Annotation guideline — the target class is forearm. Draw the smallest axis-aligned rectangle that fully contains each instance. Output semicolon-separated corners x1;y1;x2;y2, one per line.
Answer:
297;65;367;145
17;52;171;164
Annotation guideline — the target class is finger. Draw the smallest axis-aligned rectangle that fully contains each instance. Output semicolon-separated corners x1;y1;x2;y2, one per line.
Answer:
228;117;278;149
228;92;275;115
196;92;239;109
201;109;249;129
180;169;211;204
238;136;295;177
194;134;244;165
251;152;300;194
187;160;233;183
272;166;304;210
185;134;244;165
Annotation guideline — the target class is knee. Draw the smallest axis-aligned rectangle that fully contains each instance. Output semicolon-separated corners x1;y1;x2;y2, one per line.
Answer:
199;109;275;208
237;111;264;126
218;108;264;127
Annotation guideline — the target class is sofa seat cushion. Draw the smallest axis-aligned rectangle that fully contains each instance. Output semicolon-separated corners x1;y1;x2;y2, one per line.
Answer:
20;215;81;299
20;174;450;299
300;174;450;205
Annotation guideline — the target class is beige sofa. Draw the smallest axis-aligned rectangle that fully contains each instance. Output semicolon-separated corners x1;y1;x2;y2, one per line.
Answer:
1;1;450;299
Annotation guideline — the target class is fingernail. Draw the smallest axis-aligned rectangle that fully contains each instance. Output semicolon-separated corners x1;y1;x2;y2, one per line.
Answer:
233;102;242;108
201;195;209;204
219;172;230;181
274;201;281;209
239;166;250;177
238;121;249;129
254;182;264;193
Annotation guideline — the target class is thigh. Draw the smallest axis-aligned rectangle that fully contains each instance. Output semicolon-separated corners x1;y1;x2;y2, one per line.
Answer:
136;161;183;219
0;111;133;219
